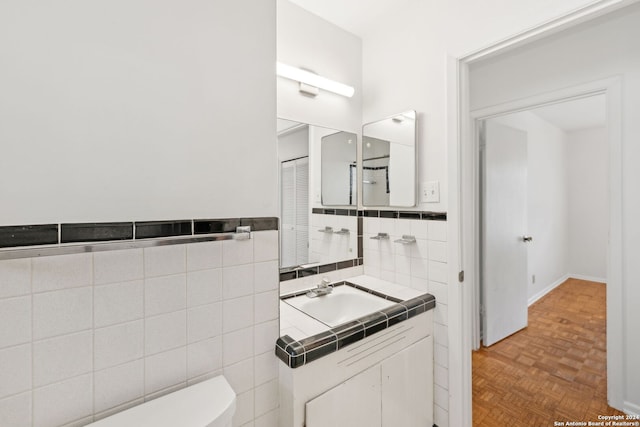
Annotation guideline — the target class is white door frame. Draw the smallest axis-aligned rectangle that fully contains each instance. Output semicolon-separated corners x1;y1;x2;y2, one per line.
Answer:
447;1;635;425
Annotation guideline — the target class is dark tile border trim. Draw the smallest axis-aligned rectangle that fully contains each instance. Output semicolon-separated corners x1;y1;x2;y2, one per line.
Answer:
311;208;359;217
276;282;435;368
0;224;59;248
0;217;279;257
280;260;361;282
135;220;191;240
358;210;447;221
61;222;134;243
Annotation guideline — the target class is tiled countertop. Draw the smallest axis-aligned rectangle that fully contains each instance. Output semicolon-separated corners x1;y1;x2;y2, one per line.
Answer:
276;275;435;368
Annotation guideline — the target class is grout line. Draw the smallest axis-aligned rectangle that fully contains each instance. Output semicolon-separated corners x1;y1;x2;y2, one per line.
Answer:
30;257;34;427
90;252;95;422
142;246;147;399
184;245;189;382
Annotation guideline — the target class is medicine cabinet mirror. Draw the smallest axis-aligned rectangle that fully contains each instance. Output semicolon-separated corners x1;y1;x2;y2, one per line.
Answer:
362;110;417;207
321;131;358;206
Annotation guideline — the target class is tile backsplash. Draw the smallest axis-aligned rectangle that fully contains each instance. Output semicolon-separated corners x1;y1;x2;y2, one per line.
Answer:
362;214;449;427
0;228;280;427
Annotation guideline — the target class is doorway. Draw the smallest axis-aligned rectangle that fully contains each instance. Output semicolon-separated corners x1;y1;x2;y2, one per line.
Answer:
453;3;634;424
479;94;608;347
473;93;617;423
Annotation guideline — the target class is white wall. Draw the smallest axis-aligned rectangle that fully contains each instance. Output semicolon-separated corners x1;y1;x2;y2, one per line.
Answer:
567;127;608;280
492;112;569;301
469;2;640;412
277;0;362;134
361;0;605;214
278;126;309;162
0;0;277;225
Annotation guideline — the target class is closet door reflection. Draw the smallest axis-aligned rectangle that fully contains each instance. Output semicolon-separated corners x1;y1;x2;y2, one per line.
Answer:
281;157;309;267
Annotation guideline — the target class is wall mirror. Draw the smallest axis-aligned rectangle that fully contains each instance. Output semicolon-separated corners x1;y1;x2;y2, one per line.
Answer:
321;131;357;206
278;119;358;270
362;110;417;207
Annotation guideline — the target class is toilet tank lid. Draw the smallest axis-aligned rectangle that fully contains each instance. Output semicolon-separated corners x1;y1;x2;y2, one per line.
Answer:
88;376;236;427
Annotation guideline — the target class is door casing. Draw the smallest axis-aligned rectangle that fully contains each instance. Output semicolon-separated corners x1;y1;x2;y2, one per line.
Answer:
448;2;634;426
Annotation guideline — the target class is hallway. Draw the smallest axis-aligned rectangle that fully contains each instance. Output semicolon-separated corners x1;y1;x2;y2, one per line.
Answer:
472;278;624;425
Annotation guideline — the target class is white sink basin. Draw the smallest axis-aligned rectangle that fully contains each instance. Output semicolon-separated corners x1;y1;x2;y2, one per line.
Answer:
283;285;396;327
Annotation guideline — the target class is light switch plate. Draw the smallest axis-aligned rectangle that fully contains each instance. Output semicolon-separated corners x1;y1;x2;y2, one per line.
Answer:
422;181;440;203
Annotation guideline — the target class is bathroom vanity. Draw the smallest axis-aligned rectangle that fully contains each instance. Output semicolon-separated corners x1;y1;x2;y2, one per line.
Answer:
276;276;435;427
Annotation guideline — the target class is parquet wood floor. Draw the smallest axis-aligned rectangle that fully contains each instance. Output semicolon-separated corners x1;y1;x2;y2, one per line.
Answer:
472;278;624;426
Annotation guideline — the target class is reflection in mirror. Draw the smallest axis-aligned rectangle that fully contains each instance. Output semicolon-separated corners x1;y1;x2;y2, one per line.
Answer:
278;119;309;268
278;119;358;270
321;131;357;206
362;110;416;207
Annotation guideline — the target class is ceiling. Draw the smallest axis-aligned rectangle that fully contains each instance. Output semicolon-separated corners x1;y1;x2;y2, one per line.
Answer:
285;1;607;133
287;0;414;37
530;94;606;132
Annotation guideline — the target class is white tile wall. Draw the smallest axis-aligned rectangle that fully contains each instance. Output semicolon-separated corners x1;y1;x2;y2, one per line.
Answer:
145;310;187;355
33;374;93;427
33;332;92;388
94;321;143;371
93;249;143;285
0;392;31;426
144;347;187;395
93;360;144;413
32;254;92;293
187;336;222;378
223;264;254;300
186;241;222;272
0;258;31;298
0;345;31;399
143;245;186;278
33;287;93;340
309;214;358;265
0;230;280;427
363;216;449;427
0;296;31;348
187;303;223;343
187;268;222;307
94;280;144;328
144;274;186;316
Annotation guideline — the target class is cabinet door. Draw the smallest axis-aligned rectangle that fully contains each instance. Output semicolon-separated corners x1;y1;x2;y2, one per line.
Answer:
381;336;434;426
305;364;381;427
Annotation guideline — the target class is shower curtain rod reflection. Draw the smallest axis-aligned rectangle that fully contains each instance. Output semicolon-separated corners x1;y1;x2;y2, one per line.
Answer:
362;155;390;162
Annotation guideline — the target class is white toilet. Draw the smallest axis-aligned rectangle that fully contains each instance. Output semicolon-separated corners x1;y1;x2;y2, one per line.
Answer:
87;375;236;427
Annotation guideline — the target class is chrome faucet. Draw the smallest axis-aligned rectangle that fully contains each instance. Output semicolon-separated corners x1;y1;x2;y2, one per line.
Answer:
306;277;333;298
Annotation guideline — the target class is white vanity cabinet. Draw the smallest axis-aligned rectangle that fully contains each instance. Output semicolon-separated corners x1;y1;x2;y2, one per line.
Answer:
305;364;381;427
304;336;433;427
279;308;434;427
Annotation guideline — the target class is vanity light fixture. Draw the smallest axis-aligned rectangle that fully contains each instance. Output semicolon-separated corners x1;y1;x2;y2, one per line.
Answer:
276;62;355;98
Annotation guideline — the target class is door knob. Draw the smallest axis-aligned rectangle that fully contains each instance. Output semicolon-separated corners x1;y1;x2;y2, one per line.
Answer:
523;235;533;242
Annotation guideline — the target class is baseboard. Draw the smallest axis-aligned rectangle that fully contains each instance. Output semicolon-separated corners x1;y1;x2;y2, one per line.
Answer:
528;274;569;306
624;401;640;416
568;273;607;284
